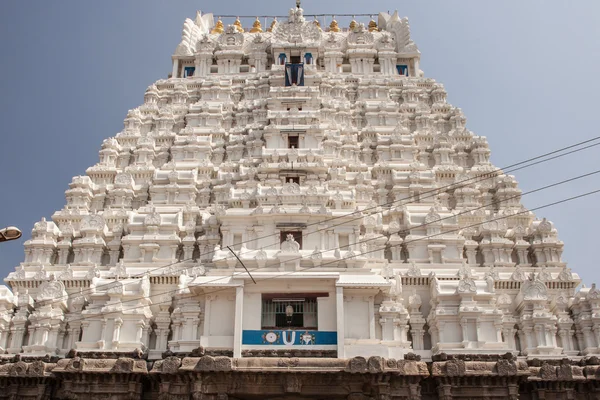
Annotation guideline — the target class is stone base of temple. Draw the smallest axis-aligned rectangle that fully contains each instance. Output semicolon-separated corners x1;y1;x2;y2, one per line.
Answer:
0;354;600;399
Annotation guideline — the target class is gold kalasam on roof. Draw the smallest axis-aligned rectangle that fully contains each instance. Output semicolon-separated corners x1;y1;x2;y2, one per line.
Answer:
267;18;277;32
329;18;340;32
313;17;322;30
234;17;244;33
368;19;378;32
211;18;224;34
250;17;263;33
349;16;357;31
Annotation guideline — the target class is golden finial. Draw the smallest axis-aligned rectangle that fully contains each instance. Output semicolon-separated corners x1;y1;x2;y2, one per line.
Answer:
349;15;357;31
250;17;263;33
329;16;340;32
233;16;244;33
368;16;378;32
267;17;277;32
313;17;321;30
211;17;224;34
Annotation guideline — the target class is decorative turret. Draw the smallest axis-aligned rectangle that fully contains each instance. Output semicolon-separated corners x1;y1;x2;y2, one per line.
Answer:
267;17;277;32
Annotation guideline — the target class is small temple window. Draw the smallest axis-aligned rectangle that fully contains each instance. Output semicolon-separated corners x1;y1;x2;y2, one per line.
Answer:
279;53;287;65
288;135;299;149
261;296;318;329
396;65;409;76
184;66;196;78
304;52;313;65
280;231;302;249
288;176;300;185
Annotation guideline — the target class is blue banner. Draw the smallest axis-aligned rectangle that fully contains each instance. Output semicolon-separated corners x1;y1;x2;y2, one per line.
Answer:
242;330;337;345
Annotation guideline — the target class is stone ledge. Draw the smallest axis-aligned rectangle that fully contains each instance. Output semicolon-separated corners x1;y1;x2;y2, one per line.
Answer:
53;357;148;374
0;360;55;377
149;355;429;376
6;355;600;382
529;361;586;381
3;356;600;399
432;359;529;377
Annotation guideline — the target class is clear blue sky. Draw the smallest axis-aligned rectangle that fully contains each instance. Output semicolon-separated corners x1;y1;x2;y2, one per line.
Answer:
1;1;599;284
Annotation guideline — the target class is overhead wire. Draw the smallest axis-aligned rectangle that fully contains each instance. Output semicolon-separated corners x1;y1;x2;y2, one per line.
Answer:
36;137;600;304
60;174;600;324
39;136;600;303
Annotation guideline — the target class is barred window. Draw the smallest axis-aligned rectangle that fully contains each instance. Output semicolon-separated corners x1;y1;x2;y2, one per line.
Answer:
288;135;299;149
261;297;318;329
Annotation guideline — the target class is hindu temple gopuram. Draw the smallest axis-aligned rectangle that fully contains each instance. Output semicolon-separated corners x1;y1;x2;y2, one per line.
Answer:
1;4;599;399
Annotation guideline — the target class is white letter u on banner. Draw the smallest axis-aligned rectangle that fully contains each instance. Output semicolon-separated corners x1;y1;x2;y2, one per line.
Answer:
282;330;296;345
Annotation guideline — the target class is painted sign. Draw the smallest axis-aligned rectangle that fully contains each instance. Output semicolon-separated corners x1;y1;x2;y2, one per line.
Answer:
242;330;337;345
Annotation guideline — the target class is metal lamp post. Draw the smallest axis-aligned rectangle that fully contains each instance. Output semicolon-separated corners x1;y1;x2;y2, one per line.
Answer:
0;226;22;243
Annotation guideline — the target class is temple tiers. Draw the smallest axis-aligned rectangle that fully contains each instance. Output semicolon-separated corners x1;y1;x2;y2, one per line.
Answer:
0;5;599;400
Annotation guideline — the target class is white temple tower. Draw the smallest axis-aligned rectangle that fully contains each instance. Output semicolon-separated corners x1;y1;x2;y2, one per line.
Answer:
1;5;593;369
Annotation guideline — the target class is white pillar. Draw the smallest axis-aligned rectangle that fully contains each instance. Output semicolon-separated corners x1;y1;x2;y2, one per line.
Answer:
203;296;212;338
233;285;244;358
368;297;376;339
336;286;345;358
136;321;144;343
172;59;179;78
461;319;468;342
535;325;545;347
584;327;595;349
100;319;107;349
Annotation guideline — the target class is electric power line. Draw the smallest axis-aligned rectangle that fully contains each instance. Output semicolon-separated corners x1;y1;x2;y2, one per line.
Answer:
39;136;600;303
60;177;600;324
33;137;600;304
62;167;597;313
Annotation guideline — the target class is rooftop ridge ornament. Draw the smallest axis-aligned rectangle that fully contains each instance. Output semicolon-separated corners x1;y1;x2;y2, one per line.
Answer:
287;4;306;24
250;17;263;33
313;16;321;30
211;17;224;34
329;17;340;32
233;16;244;33
349;15;357;31
368;16;378;32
